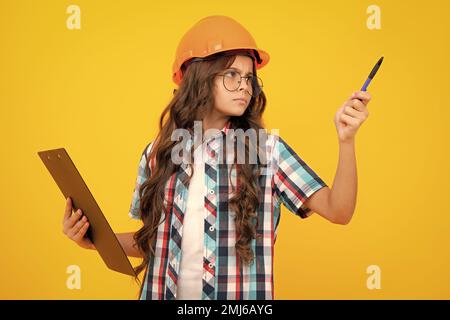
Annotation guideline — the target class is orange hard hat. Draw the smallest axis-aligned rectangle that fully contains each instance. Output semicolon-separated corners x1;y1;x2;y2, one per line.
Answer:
172;15;270;85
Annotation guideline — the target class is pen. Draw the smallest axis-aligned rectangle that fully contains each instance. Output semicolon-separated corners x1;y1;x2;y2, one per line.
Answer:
361;56;384;91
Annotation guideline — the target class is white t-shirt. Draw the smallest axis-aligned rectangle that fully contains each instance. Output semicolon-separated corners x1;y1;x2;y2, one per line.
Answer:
176;142;207;300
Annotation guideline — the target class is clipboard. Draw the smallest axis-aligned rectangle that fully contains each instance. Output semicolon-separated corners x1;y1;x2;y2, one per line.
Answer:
37;148;136;277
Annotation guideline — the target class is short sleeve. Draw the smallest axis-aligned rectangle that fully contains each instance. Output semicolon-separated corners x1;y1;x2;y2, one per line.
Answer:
272;135;328;219
128;142;153;220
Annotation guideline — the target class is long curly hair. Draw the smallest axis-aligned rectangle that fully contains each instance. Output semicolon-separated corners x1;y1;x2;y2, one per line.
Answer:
133;50;267;295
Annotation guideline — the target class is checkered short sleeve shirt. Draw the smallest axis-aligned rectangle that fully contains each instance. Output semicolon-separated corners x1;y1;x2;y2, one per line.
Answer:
128;124;328;300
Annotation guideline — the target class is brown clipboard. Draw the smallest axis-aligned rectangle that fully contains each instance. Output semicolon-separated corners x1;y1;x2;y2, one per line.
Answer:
37;148;136;277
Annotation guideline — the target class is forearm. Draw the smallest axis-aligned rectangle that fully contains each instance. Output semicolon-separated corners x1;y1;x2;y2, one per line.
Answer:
329;139;357;224
116;232;143;258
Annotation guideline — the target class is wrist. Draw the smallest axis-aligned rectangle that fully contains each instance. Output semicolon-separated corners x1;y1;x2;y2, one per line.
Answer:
338;137;355;146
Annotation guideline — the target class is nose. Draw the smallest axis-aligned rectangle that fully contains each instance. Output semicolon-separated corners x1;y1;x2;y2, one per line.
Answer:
238;78;251;94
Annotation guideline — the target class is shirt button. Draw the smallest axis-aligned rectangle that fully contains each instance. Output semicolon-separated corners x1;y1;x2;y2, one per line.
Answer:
208;263;214;269
209;226;215;232
209;189;215;195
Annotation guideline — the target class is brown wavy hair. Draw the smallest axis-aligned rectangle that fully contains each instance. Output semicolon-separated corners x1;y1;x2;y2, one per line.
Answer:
133;50;267;295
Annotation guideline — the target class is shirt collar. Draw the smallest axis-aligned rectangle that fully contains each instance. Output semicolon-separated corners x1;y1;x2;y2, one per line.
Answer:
210;120;232;140
183;120;232;156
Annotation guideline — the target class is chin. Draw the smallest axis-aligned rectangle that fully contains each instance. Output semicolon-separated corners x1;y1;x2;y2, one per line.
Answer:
225;105;248;117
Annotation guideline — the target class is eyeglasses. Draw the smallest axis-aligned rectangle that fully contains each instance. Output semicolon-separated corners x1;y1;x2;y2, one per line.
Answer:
217;69;263;97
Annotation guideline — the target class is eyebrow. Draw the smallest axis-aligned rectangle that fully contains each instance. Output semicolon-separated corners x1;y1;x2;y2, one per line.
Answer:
228;67;253;76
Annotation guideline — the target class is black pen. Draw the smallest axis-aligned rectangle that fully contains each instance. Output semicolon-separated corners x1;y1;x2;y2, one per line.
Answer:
361;56;384;91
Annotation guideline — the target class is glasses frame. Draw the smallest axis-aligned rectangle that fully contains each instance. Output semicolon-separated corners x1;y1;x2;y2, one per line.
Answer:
216;69;264;98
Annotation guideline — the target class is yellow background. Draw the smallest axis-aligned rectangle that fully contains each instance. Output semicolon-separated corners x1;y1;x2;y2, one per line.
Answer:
1;0;449;299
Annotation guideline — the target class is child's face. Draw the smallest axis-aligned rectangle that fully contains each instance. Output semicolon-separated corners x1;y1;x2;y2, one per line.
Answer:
212;55;254;117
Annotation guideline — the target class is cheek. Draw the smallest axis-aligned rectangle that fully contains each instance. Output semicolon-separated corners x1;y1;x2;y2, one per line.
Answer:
213;82;231;111
211;80;248;116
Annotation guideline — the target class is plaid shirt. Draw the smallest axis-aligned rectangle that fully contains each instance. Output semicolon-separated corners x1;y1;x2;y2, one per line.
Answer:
128;122;328;300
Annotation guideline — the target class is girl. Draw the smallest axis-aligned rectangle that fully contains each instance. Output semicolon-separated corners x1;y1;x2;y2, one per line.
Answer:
62;15;371;300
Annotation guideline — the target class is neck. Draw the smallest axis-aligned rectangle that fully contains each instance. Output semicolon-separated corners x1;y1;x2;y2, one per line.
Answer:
202;112;229;132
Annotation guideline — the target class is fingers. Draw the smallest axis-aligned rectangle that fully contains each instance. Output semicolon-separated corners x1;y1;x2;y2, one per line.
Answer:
350;91;371;105
348;98;366;111
340;113;360;127
61;200;92;248
63;208;82;234
67;215;88;238
343;104;366;119
71;220;90;243
63;197;72;222
344;96;370;117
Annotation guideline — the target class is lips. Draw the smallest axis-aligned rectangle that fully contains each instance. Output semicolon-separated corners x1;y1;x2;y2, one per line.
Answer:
233;98;248;104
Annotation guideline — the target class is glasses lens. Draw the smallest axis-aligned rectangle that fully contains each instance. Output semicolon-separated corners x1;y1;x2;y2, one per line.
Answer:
249;75;263;97
221;71;263;97
223;70;241;91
